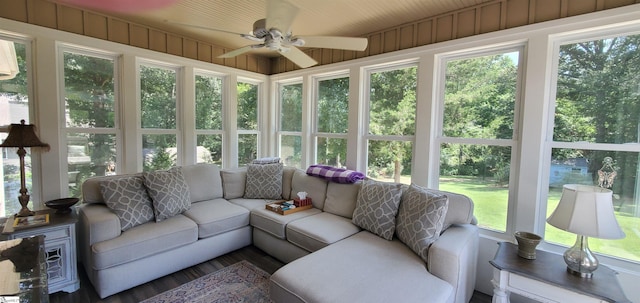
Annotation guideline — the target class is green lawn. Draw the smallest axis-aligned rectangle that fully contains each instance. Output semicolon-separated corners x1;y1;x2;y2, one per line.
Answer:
439;176;640;263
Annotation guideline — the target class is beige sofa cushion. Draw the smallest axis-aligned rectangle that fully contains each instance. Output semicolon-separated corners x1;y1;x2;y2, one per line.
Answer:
250;207;321;239
270;231;454;303
181;163;223;202
221;166;296;200
91;214;198;270
428;189;475;229
220;167;247;199
323;182;360;218
182;199;250;239
290;169;328;209
286;212;361;252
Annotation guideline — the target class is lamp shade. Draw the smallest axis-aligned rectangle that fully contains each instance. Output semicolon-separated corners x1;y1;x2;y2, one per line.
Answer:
0;120;50;150
0;40;19;80
547;184;625;239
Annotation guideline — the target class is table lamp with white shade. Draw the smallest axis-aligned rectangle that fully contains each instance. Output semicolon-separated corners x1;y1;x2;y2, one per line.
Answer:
546;184;625;278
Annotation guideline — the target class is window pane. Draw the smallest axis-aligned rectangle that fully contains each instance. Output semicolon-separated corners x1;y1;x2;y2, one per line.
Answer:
238;134;257;166
550;34;640;262
281;135;301;168
67;133;116;197
318;77;348;133
1;40;31;217
443;52;518;139
140;65;176;129
367;140;412;184
280;83;302;132
439;143;511;232
554;35;640;144
64;52;115;128
196;134;222;165
546;149;640;262
317;137;346;167
237;82;258;130
369;67;416;136
195;74;222;130
142;134;177;171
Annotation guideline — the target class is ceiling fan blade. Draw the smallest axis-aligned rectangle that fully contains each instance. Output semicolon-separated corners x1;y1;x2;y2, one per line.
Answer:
266;0;299;33
279;46;317;68
165;19;246;37
217;45;258;58
296;36;368;51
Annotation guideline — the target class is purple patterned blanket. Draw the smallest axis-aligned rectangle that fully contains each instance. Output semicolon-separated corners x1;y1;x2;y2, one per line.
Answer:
306;164;365;184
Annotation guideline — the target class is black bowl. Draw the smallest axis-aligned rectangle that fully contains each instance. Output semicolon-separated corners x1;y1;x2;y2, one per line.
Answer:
45;198;79;214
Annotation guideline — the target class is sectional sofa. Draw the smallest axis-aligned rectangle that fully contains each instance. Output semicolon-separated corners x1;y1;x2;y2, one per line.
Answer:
77;163;478;302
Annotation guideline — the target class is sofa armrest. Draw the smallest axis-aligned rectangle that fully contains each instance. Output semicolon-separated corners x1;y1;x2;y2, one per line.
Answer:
428;224;478;303
77;203;121;267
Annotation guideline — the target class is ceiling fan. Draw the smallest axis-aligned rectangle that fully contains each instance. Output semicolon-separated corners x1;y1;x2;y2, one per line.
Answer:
168;0;368;68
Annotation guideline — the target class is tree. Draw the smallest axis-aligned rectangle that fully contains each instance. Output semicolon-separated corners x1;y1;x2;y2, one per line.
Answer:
317;77;349;166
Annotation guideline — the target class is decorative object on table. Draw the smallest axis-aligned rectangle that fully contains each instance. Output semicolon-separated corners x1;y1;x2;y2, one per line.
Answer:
45;197;80;214
266;200;312;215
513;231;542;259
0;120;50;217
546;184;625;278
12;214;49;230
293;191;312;207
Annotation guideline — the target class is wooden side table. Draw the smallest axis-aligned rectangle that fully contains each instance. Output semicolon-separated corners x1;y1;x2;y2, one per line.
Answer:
1;209;79;294
490;242;630;303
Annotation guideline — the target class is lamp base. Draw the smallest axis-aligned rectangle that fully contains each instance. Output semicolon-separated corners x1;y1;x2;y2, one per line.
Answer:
563;235;598;279
15;193;35;217
567;267;593;278
16;208;36;217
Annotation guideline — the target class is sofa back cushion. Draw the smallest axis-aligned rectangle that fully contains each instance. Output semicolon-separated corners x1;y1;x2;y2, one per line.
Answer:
428;189;475;229
221;166;296;200
181;163;223;203
82;173;142;204
323;182;361;218
291;169;328;209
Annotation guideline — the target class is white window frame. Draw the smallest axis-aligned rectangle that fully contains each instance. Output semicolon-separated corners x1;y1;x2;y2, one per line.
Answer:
311;72;350;166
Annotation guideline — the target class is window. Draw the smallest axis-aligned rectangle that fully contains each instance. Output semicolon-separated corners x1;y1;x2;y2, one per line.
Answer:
195;72;223;165
237;81;259;166
366;65;417;184
546;33;640;262
63;50;118;197
140;64;179;171
1;39;31;216
278;82;302;168
438;49;522;232
314;76;349;167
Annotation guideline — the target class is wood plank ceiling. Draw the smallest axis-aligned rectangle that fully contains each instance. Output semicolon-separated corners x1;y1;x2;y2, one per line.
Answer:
54;0;496;57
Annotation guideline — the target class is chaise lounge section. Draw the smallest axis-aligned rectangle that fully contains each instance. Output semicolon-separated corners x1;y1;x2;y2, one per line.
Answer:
77;163;478;302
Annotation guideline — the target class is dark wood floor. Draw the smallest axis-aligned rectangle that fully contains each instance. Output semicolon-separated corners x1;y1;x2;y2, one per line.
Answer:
49;245;492;303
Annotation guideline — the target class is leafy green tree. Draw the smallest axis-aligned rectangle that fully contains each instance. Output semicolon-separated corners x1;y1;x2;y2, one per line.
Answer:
195;75;223;164
368;67;417;181
554;35;640;198
317;77;349;166
237;83;258;165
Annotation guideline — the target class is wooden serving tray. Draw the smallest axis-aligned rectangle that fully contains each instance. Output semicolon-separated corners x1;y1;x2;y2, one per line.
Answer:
265;200;313;215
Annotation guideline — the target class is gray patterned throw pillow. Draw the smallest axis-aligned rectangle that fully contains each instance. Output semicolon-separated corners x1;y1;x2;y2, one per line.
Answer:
396;184;449;262
244;163;283;199
100;176;155;231
143;167;191;222
352;179;403;240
